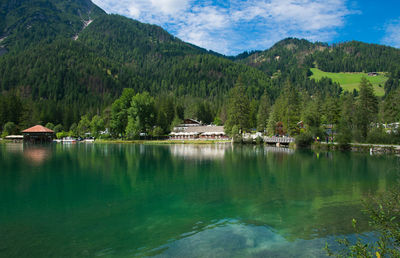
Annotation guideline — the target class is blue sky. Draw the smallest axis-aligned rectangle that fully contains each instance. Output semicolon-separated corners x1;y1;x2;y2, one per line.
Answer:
91;0;400;55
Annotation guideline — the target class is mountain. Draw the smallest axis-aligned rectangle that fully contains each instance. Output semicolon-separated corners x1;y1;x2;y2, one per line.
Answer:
0;2;277;128
0;0;105;53
236;38;326;75
78;14;207;62
238;38;400;74
237;38;400;99
311;41;400;73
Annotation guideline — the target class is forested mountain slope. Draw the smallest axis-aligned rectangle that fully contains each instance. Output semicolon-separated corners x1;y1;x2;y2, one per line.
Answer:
0;0;105;53
239;38;400;73
238;38;400;97
237;38;326;75
0;3;277;128
312;41;400;73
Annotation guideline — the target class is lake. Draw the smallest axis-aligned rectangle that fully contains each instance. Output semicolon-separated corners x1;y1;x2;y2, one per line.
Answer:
0;143;399;257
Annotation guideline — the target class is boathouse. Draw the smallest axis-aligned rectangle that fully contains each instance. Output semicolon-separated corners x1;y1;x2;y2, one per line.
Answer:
22;125;55;143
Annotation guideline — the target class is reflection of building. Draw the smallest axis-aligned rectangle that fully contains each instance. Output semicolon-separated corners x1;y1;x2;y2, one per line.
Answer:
4;143;24;153
169;144;229;159
170;126;228;140
23;146;51;165
22;125;55;143
3;143;52;165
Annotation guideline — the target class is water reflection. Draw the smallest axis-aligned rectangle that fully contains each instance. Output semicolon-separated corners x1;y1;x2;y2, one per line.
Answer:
4;143;24;153
0;144;399;257
23;146;52;165
2;143;52;165
169;144;230;160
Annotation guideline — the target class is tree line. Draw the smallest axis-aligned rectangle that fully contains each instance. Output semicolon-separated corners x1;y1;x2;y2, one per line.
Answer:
3;75;399;146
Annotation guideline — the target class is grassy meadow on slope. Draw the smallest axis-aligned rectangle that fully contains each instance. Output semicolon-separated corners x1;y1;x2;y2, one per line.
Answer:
310;68;387;96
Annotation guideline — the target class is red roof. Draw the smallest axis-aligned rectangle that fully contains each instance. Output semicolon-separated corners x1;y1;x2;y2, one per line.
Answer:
22;125;54;133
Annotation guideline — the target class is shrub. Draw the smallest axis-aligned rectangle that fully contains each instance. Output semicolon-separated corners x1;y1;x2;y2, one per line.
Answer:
53;124;64;133
99;133;111;139
1;122;17;137
366;127;393;144
255;136;264;145
45;122;55;130
56;131;69;139
295;132;314;148
337;128;352;150
152;126;164;137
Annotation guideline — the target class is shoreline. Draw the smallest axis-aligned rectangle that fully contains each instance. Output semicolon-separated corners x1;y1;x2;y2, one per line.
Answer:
1;139;399;154
93;139;232;145
312;142;400;154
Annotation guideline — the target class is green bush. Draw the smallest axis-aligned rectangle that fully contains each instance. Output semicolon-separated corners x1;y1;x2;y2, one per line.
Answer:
45;122;55;130
367;127;389;144
295;132;314;148
337;128;352;150
1;121;17;138
232;134;242;144
53;124;64;133
152;126;164;137
56;131;69;139
255;136;264;145
99;133;111;139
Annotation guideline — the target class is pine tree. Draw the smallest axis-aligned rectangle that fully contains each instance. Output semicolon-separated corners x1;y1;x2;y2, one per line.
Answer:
337;93;355;148
225;81;251;134
256;92;270;132
384;88;400;123
355;77;379;141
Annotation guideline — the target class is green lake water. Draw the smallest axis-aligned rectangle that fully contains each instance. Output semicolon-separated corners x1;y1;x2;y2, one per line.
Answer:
0;143;399;257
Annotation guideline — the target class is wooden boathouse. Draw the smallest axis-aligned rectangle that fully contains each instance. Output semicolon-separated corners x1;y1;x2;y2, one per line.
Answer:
22;125;55;143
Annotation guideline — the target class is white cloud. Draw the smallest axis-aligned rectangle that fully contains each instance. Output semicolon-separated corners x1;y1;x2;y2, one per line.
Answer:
127;4;140;17
174;6;231;53
150;0;190;15
91;0;354;55
382;19;400;48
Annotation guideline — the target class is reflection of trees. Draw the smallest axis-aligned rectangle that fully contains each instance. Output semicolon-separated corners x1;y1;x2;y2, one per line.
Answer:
0;144;399;256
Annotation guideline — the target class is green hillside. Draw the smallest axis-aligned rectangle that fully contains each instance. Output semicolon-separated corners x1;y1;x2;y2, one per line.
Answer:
0;12;279;128
310;68;387;96
0;0;105;52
